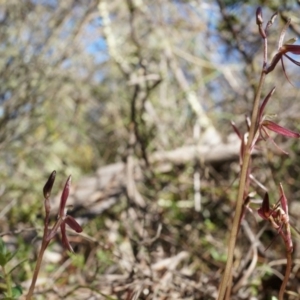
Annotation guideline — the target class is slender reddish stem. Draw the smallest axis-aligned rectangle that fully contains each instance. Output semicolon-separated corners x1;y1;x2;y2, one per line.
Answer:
26;238;50;299
279;251;292;300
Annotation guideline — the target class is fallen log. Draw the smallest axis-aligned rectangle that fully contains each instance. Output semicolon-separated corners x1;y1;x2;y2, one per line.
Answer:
51;141;240;216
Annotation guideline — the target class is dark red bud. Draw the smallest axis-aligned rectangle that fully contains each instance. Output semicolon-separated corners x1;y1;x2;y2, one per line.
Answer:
59;175;71;217
65;216;83;233
256;7;263;25
43;171;56;199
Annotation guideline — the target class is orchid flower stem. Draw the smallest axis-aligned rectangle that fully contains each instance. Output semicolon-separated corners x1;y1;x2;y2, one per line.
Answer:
26;239;49;300
26;207;51;300
217;71;266;300
279;251;292;300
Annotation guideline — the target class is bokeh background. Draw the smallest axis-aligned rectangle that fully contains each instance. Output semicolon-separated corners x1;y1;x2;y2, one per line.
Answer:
1;0;300;299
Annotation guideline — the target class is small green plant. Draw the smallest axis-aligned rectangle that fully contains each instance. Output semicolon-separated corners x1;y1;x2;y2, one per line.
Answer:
0;238;23;299
26;171;83;299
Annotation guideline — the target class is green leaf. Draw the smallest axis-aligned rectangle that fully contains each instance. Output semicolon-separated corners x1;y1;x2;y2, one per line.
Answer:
0;238;10;266
0;251;10;267
7;258;27;276
0;253;8;267
11;285;23;298
0;251;16;267
0;238;7;255
5;251;17;264
0;238;18;267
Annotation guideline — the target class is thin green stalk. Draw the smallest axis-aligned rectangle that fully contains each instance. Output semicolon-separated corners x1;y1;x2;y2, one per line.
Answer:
2;265;12;298
217;71;266;300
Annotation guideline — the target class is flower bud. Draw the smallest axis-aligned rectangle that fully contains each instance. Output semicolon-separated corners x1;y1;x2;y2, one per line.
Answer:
43;170;56;199
59;175;71;217
256;7;263;25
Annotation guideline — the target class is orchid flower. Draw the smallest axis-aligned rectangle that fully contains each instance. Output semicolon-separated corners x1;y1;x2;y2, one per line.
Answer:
257;184;293;253
46;175;83;252
265;18;300;85
26;172;83;299
252;87;300;154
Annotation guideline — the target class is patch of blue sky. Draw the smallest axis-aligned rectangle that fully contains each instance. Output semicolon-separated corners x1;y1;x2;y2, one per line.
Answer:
192;1;220;24
30;0;57;7
85;39;108;64
83;22;108;65
189;1;244;66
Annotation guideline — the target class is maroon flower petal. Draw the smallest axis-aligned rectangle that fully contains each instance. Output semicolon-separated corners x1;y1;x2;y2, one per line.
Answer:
282;44;300;55
258;87;276;122
260;126;289;155
262;120;300;138
266;52;282;74
65;216;83;233
61;222;73;252
258;193;270;220
59;175;71;217
231;121;242;140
